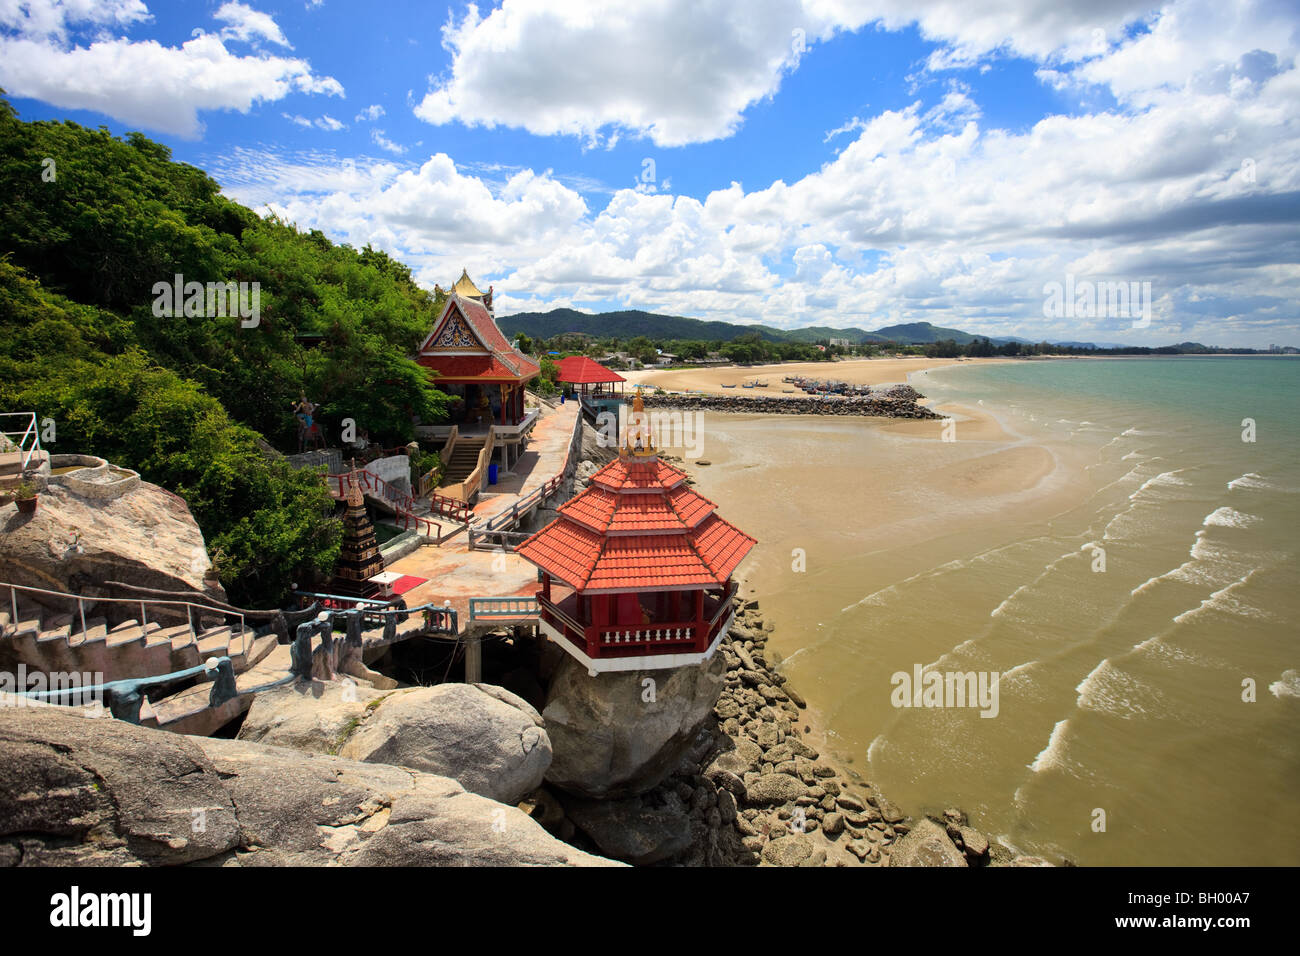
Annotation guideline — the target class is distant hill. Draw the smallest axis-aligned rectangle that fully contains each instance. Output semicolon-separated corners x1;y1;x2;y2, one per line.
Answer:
499;309;1030;346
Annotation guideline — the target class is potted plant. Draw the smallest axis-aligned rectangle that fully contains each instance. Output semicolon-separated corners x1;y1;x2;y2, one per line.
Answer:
13;479;39;515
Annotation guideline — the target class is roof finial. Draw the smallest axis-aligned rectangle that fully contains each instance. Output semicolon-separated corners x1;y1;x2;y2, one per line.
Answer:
623;391;656;458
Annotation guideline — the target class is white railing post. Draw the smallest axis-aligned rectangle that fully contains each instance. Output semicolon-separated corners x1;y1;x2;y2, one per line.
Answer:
78;597;86;637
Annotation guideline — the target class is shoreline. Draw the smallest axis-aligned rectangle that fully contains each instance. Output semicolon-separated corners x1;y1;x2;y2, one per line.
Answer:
642;360;1083;867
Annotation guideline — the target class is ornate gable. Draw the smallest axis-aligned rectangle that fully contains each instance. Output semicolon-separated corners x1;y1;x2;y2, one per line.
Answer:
424;302;486;353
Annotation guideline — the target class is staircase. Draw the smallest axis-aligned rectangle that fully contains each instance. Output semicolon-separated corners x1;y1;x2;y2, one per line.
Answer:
440;436;487;486
0;597;278;685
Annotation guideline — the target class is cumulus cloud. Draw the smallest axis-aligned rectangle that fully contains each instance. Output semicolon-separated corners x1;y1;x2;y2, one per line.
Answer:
218;0;1298;345
0;0;341;138
413;0;1169;147
215;2;292;49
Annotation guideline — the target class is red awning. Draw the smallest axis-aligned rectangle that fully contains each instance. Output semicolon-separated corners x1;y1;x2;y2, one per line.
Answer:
555;356;626;385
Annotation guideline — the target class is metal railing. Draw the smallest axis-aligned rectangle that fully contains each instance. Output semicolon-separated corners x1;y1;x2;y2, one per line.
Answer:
290;590;458;634
3;581;248;657
0;412;42;473
325;469;445;541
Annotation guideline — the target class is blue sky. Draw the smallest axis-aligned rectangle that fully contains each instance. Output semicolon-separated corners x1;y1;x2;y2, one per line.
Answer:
2;0;1298;346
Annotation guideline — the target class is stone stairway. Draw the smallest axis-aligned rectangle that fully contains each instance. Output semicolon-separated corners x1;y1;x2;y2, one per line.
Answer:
440;436;487;486
0;600;278;685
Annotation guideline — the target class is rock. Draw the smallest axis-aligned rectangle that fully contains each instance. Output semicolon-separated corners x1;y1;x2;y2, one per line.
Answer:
238;681;392;756
762;834;815;866
0;704;615;866
943;807;968;827
783;684;807;708
0;476;219;610
708;736;763;777
717;788;738;824
823;812;845;835
744;772;807;806
704;766;747;799
542;650;725;799
835;794;866;812
337;683;551;805
846;841;871;861
877;796;906;824
959;826;989;858
562;796;693;866
888;818;968;867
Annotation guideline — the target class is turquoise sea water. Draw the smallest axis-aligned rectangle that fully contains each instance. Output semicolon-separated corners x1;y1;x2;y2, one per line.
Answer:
854;356;1300;865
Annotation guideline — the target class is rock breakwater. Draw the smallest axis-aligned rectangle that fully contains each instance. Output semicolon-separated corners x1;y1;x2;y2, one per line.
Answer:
638;389;941;419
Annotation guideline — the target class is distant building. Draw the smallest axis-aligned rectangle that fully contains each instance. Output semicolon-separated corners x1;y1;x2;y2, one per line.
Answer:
828;337;851;347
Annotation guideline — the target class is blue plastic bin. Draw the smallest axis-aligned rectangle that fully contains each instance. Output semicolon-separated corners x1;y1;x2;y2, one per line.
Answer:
488;463;499;485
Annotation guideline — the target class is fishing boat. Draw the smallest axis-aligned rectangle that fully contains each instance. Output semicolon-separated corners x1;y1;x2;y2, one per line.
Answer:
721;383;738;389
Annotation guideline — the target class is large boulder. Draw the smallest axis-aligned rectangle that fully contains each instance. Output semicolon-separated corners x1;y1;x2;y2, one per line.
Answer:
0;704;615;866
542;651;726;799
0;478;223;621
339;683;552;805
561;795;693;865
888;818;968;867
237;680;393;756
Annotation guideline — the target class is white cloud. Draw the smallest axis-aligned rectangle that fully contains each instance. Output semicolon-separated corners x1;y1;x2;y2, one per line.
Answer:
412;0;1171;147
220;0;1298;346
370;129;405;154
0;1;341;138
214;2;292;49
355;104;385;122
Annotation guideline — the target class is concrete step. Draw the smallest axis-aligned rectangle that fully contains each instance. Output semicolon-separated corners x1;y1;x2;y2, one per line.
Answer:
195;626;231;659
68;617;108;646
149;624;192;648
107;620;160;648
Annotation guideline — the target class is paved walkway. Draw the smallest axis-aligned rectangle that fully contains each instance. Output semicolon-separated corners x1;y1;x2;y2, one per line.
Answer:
382;400;580;625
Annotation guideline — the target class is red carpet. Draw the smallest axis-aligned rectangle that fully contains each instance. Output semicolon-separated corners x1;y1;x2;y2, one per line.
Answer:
390;574;428;596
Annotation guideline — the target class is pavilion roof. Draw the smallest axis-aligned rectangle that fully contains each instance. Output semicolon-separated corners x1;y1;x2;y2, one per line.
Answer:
417;294;540;383
515;455;756;593
555;355;626;385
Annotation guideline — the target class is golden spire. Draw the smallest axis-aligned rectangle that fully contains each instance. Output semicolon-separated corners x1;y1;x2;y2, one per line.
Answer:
346;470;365;507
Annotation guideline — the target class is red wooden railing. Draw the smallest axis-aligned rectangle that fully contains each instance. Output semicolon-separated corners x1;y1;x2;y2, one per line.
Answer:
325;470;445;541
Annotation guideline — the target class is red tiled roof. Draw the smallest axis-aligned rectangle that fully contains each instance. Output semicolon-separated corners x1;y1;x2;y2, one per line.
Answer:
417;354;528;381
589;456;687;493
556;355;626;384
516;452;755;592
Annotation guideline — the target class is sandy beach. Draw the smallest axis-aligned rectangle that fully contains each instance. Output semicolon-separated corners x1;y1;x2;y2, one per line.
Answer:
624;356;1014;396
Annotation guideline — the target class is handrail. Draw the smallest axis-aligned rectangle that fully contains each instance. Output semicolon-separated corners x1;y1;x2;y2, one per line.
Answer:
3;581;247;657
537;594;585;636
467;527;533;552
14;654;239;722
0;411;42;472
325;469;444;541
290;590;458;634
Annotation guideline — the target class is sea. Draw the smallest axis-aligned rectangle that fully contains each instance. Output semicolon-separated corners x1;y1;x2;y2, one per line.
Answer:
685;356;1300;866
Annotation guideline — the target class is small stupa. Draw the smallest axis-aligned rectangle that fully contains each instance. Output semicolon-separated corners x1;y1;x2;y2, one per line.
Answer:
330;471;386;596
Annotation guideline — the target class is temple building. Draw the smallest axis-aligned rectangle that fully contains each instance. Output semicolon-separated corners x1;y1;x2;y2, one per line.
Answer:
516;395;756;674
556;355;626;424
330;473;387;596
415;272;540;477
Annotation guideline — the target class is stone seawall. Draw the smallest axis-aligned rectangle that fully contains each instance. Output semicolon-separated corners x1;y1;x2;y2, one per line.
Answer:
638;392;943;420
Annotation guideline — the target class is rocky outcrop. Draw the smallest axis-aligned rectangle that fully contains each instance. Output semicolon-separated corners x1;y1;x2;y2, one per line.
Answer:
638;393;941;419
0;705;616;866
240;682;552;806
541;651;726;799
0;477;223;621
888;818;969;867
560;795;693;865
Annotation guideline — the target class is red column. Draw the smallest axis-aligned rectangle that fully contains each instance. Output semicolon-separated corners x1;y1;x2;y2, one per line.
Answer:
694;590;705;651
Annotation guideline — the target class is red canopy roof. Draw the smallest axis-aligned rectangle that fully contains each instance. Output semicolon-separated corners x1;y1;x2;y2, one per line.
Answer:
516;455;756;593
555;355;625;385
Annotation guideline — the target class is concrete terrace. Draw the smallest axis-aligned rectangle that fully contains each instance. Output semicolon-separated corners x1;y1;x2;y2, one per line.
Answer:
383;399;581;626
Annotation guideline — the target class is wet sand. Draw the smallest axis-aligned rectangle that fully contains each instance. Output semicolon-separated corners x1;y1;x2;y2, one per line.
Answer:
624;357;1014;396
